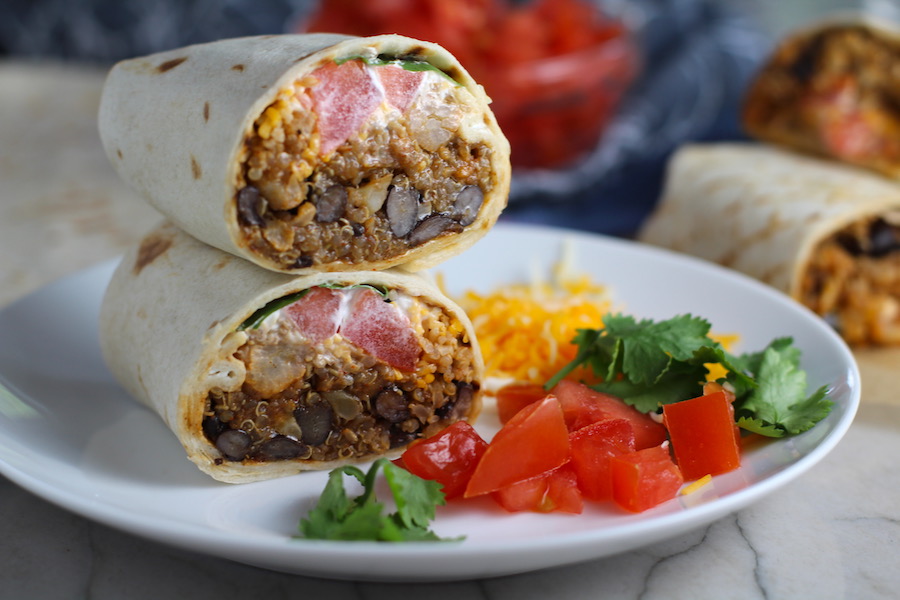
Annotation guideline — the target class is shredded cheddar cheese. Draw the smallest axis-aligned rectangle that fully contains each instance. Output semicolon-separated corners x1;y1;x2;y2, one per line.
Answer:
680;474;713;495
454;244;612;384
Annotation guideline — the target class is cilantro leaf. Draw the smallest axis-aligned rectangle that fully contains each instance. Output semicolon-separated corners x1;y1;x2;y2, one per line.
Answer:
546;313;833;438
382;460;445;530
298;459;458;542
603;313;714;385
733;340;834;435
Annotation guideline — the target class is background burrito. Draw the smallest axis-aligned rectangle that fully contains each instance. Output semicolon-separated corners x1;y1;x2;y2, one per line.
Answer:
98;33;510;274
742;17;900;179
100;221;484;483
638;143;900;346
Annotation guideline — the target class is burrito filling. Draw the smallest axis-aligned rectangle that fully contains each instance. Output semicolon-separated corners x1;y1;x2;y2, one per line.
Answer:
802;214;900;344
744;24;900;176
235;55;496;269
202;284;479;463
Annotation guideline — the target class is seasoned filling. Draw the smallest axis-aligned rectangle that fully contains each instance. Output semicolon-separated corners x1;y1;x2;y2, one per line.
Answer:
235;56;495;269
202;285;478;463
744;24;900;176
801;215;900;344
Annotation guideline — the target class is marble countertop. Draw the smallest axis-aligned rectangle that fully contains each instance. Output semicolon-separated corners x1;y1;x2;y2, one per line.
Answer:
1;61;899;599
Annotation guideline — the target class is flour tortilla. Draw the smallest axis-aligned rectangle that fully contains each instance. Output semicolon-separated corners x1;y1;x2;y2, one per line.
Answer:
99;220;484;483
638;143;900;301
98;33;510;274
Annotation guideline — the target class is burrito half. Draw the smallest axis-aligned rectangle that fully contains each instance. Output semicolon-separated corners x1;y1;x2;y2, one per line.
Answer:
98;34;510;274
743;18;900;179
100;221;484;483
638;143;900;345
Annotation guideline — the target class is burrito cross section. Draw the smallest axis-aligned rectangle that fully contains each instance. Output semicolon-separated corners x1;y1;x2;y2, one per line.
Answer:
98;34;511;275
99;221;484;483
238;56;494;269
206;284;478;464
743;20;900;179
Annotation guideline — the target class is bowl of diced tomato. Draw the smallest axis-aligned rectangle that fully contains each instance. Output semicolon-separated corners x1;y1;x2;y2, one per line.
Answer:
296;0;640;169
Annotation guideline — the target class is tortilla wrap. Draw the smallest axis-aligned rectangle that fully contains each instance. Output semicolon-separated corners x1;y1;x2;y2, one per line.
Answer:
99;220;484;483
638;143;900;345
742;17;900;179
98;33;510;274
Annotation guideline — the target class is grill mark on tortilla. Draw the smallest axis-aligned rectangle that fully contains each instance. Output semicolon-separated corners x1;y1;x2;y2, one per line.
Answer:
191;155;203;179
157;56;188;73
116;149;123;160
203;102;210;122
133;229;174;275
231;64;245;72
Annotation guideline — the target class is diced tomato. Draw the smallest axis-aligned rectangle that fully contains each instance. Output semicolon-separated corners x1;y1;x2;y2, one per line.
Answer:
341;288;421;372
400;421;488;499
283;287;341;343
610;445;683;513
309;60;382;156
495;383;547;424
376;64;424;113
492;464;583;514
662;390;741;481
465;396;570;497
551;380;667;448
569;418;635;501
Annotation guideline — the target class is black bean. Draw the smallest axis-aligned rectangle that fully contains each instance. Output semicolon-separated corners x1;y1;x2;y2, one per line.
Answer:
215;429;251;461
291;255;314;269
868;219;900;257
389;427;418;449
789;32;827;83
385;186;419;237
294;402;334;446
407;214;460;246
202;415;226;441
315;185;348;223
836;233;863;256
451;185;483;226
236;186;266;227
257;435;308;460
373;386;410;423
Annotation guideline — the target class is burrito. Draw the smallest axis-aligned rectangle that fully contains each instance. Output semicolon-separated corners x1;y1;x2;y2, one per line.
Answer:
98;33;510;274
742;18;900;179
638;143;900;346
99;221;484;483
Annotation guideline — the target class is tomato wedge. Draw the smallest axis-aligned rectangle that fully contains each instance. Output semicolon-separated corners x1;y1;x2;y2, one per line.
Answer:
492;464;583;514
551;380;667;448
569;417;635;502
610;444;683;513
400;421;488;499
464;396;570;497
662;390;741;481
495;383;547;424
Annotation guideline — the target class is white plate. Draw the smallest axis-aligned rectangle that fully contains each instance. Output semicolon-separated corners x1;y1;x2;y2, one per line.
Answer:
0;223;859;582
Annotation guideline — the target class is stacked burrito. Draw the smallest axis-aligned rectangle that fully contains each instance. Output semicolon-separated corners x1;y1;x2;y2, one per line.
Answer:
96;34;511;483
639;18;900;346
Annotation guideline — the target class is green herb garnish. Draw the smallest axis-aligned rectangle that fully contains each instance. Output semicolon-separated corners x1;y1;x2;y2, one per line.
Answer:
546;313;833;438
298;458;459;542
237;290;307;331
335;54;460;86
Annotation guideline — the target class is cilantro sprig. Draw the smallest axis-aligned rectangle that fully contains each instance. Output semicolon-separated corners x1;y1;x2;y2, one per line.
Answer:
298;458;460;542
546;313;833;437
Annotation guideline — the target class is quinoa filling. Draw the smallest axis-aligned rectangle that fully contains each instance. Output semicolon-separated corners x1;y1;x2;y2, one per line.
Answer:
235;56;496;270
744;24;900;175
801;215;900;345
202;285;479;464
